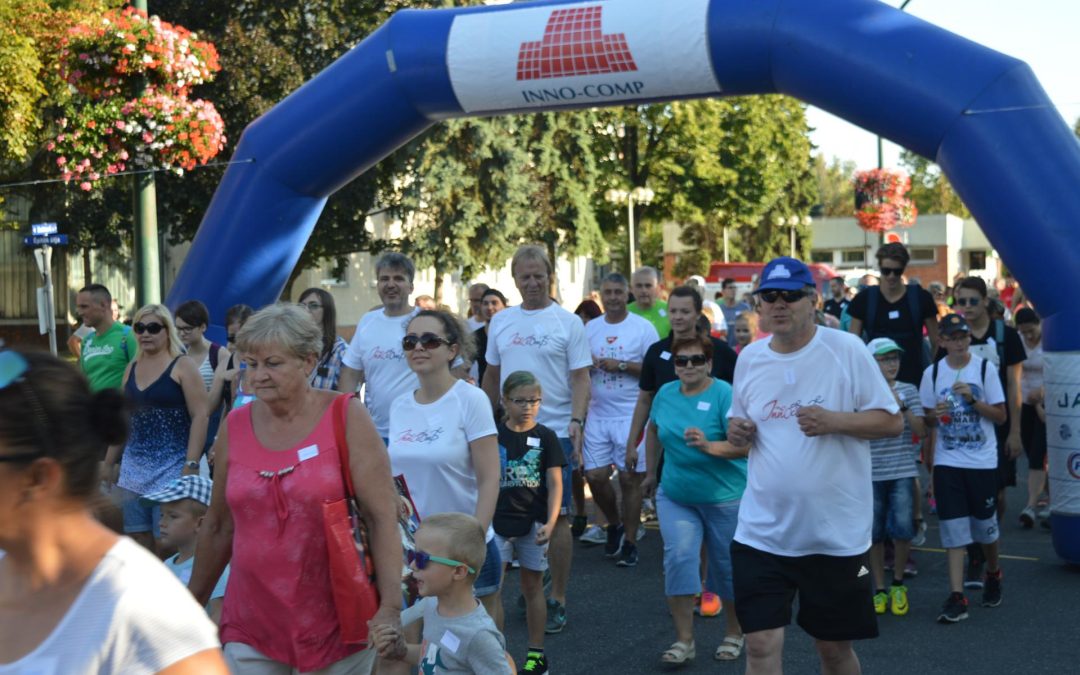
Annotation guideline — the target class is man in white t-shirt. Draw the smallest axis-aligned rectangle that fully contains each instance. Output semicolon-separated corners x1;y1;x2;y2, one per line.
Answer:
583;273;658;568
481;244;591;635
338;252;420;441
726;257;902;675
466;282;489;332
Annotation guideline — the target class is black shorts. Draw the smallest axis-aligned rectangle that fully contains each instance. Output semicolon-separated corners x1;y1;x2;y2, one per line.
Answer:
994;421;1017;488
730;540;878;642
933;465;1000;549
1021;403;1048;471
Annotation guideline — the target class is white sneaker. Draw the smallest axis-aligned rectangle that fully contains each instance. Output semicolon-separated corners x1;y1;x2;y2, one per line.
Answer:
912;519;928;547
579;525;606;545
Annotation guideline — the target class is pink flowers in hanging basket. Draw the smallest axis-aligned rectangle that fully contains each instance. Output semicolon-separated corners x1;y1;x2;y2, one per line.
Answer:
853;168;917;233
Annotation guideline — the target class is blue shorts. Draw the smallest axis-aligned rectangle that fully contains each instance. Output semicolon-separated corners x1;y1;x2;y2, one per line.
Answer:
473;537;503;598
558;437;577;516
117;486;161;537
872;477;916;543
656;487;739;600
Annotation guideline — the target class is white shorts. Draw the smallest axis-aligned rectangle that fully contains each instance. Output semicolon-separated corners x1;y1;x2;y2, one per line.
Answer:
583;416;645;472
495;522;549;572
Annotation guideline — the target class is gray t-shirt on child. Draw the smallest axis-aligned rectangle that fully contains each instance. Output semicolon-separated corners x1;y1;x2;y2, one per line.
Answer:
402;597;511;675
869;381;923;481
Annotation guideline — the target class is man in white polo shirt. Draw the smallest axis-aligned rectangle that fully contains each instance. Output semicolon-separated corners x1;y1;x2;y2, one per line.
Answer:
338;252;419;442
727;257;902;675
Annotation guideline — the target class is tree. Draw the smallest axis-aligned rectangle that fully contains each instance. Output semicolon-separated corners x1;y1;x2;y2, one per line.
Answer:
812;154;856;217
899;149;970;218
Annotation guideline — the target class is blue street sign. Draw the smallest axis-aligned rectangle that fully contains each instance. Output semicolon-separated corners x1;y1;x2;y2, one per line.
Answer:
31;222;58;235
23;234;69;246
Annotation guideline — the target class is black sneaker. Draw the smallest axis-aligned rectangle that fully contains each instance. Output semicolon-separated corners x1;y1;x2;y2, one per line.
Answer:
937;592;969;623
616;542;638;567
982;570;1003;607
522;651;549;673
963;558;985;590
570;514;587;538
604;524;625;558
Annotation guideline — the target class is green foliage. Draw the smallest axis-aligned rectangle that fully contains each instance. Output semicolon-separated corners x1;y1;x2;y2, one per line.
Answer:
899;149;971;218
813;155;856;217
0;1;48;165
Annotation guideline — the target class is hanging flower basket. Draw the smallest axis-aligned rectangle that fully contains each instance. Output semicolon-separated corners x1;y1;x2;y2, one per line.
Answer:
48;7;225;190
853;168;917;233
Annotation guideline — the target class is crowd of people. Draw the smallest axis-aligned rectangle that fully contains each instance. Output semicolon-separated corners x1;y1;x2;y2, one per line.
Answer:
0;240;1050;675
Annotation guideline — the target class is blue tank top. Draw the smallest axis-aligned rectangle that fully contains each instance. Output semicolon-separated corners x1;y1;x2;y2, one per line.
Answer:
119;358;191;495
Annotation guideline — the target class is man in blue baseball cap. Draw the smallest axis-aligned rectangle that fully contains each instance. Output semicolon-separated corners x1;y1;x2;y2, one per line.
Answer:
725;256;903;674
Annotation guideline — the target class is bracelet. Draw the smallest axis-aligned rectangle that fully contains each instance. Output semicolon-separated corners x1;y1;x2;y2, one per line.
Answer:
184;460;200;470
570;418;585;427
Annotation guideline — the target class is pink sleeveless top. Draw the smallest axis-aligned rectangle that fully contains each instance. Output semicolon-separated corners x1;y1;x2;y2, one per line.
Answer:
219;396;362;670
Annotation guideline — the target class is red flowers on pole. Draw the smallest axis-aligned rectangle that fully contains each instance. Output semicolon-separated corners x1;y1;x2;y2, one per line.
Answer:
853;168;917;233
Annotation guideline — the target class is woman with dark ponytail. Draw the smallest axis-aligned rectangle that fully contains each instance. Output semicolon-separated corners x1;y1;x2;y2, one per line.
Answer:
0;349;227;674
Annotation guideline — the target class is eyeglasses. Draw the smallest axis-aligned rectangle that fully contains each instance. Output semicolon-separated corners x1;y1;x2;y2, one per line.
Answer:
407;549;476;574
673;354;709;367
227;334;237;343
0;351;51;463
133;322;165;335
175;324;197;334
757;289;808;304
508;397;542;407
402;332;452;351
879;266;905;277
299;302;323;311
953;297;982;307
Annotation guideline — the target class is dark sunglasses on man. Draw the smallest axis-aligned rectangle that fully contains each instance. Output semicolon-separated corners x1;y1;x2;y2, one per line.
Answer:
757;289;809;304
879;266;905;277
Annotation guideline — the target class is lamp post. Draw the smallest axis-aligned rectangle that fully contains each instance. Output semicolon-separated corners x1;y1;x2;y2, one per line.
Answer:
605;186;655;273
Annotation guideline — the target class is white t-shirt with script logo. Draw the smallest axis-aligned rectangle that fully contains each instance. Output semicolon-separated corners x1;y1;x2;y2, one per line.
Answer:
586;313;658;419
388;380;497;532
342;307;420;437
486;303;592;436
729;327;898;556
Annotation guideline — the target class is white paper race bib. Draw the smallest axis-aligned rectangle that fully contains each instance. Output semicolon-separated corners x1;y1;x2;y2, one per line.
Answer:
527;436;541;447
440;630;461;653
696;401;711;411
660;351;672;361
888;310;900;319
297;445;319;462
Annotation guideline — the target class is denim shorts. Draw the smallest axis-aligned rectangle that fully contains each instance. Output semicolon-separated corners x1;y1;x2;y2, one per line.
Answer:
655;487;739;599
117;486;161;537
871;477;916;542
473;537;503;598
558;437;577;515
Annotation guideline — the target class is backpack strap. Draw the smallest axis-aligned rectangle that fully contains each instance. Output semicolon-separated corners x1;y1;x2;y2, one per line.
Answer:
863;287;879;343
932;359;939;388
120;324;132;361
980;357;989;388
994;319;1005;367
209;343;221;371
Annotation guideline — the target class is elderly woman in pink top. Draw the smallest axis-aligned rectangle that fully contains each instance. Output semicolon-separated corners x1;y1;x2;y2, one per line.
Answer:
189;304;403;674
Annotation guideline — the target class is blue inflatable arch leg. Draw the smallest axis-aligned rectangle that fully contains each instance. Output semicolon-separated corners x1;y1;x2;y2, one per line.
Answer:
166;0;1080;562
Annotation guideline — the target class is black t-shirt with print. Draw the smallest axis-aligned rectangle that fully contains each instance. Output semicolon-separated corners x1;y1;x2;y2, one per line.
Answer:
824;297;850;319
494;421;567;537
849;285;936;386
639;335;737;392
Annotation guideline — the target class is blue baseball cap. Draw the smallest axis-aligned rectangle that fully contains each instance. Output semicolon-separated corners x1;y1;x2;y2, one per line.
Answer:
756;257;815;292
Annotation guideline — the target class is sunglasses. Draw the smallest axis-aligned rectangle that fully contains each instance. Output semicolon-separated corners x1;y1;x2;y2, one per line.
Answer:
227;334;237;343
508;397;542;407
879;267;905;277
407;549;476;574
0;351;50;463
402;332;452;351
133;322;165;335
757;289;808;304
673;354;709;367
953;297;982;307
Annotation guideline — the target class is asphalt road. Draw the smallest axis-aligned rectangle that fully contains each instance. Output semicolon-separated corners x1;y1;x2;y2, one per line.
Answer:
496;465;1080;674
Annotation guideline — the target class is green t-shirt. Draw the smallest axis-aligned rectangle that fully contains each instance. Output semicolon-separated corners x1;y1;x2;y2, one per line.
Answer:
80;322;137;391
628;299;671;339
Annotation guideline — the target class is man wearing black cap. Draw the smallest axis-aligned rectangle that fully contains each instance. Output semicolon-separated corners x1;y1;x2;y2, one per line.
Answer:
726;257;902;674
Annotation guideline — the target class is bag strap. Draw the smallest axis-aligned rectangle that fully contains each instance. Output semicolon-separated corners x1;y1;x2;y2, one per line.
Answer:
331;393;359;499
932;359;939;388
994;319;1005;367
863;287;879;343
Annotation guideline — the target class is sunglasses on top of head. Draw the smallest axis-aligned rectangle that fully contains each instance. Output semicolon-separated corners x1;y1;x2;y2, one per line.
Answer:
757;289;809;304
401;332;452;351
133;322;165;335
673;354;709;367
406;549;476;574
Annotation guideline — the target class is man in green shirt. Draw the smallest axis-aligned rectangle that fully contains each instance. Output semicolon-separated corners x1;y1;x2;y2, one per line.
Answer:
628;266;671;339
76;284;137;391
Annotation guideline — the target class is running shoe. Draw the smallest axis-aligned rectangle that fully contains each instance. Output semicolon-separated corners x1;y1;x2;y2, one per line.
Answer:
889;584;910;616
982;569;1003;608
697;592;722;617
604;524;625;558
522;651;549;674
1019;507;1036;529
579;524;606;545
904;558;918;578
571;514;588;538
616;542;638;567
912;519;928;547
937;592;969;623
545;599;566;634
641;497;658;522
873;591;888;615
963;558;984;590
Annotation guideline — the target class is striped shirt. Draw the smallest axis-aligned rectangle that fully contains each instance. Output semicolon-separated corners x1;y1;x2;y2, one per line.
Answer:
870;381;923;481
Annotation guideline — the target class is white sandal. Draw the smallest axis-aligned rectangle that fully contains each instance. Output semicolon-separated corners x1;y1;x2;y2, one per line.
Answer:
660;640;696;665
715;634;745;661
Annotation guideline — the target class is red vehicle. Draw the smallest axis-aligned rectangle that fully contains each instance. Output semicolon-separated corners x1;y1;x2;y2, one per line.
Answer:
703;261;839;298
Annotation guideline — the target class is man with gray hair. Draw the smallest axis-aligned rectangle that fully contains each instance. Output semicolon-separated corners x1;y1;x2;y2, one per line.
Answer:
338;252;419;442
466;282;490;332
582;273;658;568
628;266;670;338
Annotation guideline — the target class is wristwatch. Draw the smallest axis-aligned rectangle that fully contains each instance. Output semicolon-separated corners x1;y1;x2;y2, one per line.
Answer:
185;460;200;470
570;417;585;427
617;361;628;372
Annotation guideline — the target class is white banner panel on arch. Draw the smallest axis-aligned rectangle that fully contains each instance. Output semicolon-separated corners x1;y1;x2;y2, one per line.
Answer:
1046;352;1080;515
447;0;721;114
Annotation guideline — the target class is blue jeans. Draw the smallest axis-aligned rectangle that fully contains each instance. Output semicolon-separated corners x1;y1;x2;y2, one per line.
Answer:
117;486;161;537
558;437;577;515
872;477;916;542
656;487;740;599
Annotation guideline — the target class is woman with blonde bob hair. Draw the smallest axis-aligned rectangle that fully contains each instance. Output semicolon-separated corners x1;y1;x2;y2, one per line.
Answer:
189;303;404;674
103;303;209;554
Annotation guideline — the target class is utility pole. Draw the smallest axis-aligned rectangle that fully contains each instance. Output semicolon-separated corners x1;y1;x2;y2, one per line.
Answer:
132;0;161;306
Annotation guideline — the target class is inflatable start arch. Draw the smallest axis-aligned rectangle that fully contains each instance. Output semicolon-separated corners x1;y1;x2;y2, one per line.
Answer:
166;0;1080;562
